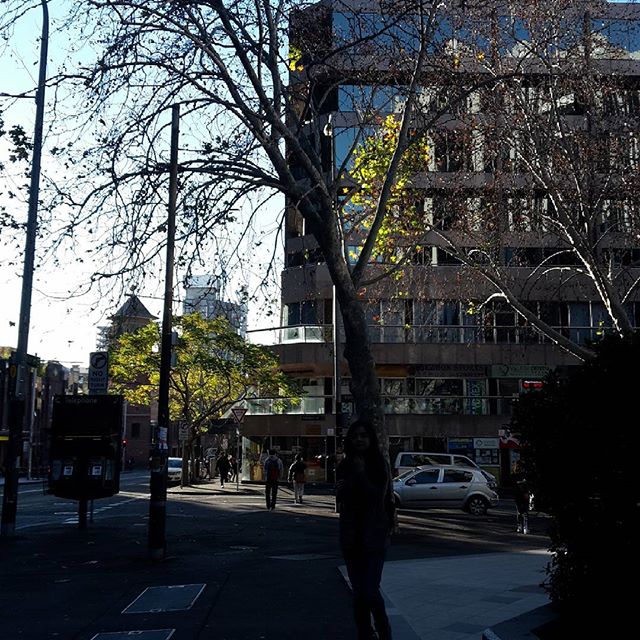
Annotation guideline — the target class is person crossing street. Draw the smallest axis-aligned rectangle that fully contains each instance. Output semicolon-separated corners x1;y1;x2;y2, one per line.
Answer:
288;454;307;504
263;449;283;510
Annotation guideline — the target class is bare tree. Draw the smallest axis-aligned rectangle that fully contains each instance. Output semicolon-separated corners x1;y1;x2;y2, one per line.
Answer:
1;0;464;449
433;0;640;361
344;0;640;362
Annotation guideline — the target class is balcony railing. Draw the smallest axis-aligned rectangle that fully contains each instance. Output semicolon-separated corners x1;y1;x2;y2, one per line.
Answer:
247;323;614;346
245;394;514;417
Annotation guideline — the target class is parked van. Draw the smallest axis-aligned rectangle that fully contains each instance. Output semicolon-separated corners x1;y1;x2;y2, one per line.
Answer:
392;451;497;486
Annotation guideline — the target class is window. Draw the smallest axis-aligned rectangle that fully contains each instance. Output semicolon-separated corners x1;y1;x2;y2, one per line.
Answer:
433;130;470;172
600;200;633;233
400;453;432;466
334;126;374;171
415;378;463;414
591;19;640;57
338;85;403;114
413;469;440;484
286;300;319;326
452;456;476;468
381;300;405;343
568;302;590;345
382;378;408;414
442;469;473;483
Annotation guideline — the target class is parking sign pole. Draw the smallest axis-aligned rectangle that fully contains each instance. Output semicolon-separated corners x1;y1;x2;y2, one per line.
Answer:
1;0;49;539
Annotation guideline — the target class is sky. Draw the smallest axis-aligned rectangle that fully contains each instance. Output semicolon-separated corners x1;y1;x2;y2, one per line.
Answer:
0;2;283;367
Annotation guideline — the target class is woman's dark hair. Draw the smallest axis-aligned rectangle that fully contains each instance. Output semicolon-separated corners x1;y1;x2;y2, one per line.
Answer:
343;418;379;457
342;418;387;482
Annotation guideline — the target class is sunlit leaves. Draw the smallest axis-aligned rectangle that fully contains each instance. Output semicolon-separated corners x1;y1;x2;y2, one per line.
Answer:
109;313;300;440
348;115;429;255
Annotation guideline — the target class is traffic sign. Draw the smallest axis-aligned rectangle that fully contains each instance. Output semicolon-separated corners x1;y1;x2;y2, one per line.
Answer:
231;407;247;423
88;351;109;392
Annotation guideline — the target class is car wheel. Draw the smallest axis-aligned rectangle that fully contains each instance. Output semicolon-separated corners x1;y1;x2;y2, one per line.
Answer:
466;495;488;516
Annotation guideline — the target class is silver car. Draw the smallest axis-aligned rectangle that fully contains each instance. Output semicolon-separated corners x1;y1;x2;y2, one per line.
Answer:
393;465;499;515
167;457;183;483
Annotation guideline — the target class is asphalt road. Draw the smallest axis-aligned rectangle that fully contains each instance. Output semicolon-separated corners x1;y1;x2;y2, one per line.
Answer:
11;473;551;555
0;477;551;640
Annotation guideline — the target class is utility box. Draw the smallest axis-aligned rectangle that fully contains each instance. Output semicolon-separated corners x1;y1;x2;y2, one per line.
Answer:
48;395;124;500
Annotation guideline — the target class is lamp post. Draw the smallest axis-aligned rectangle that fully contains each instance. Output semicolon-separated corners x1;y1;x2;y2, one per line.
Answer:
322;114;344;483
1;0;49;538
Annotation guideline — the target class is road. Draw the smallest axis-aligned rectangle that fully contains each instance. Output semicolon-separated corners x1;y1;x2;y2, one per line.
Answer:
0;476;552;640
12;472;151;531
12;474;550;557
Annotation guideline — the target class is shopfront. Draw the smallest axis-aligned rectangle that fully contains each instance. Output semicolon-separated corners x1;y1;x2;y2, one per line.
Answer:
240;434;336;483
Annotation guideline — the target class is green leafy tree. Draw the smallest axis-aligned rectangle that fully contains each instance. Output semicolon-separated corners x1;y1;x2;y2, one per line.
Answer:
109;313;300;484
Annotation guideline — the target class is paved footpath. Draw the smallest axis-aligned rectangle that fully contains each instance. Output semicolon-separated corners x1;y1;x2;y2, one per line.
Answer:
0;480;553;640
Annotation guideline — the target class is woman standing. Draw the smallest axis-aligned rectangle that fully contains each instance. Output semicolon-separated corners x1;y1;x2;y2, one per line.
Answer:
336;419;394;640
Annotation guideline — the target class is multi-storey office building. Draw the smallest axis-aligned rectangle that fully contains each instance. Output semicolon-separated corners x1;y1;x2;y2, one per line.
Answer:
183;275;248;337
241;0;640;484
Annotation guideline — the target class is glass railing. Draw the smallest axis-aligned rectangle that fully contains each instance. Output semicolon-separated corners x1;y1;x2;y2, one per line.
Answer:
245;394;507;416
246;396;326;415
247;323;614;346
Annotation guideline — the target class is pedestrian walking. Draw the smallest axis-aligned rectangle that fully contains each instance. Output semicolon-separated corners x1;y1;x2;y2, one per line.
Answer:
336;419;395;640
512;460;530;534
263;449;283;510
288;454;307;504
228;454;238;483
216;452;231;488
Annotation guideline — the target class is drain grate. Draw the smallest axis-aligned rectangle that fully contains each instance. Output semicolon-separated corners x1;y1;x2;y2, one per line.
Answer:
123;584;205;614
91;630;175;640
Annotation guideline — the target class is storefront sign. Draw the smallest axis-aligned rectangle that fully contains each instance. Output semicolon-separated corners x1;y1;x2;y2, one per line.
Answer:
414;364;488;378
474;438;499;449
448;438;474;454
490;364;550;379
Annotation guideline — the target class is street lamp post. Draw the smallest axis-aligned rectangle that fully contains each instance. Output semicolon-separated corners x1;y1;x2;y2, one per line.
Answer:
323;114;344;483
1;0;49;538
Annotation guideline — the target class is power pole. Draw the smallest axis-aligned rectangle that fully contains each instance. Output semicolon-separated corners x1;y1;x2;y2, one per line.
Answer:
1;0;49;538
148;104;179;560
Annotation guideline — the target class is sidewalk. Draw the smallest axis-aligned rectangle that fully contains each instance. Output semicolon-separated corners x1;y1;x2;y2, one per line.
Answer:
0;481;554;639
374;551;551;640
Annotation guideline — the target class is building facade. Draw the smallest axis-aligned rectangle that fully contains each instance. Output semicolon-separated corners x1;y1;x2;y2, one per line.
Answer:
100;295;159;466
184;275;248;337
241;0;640;484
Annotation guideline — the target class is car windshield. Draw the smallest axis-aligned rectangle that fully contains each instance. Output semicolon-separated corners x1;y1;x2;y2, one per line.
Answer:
394;469;414;481
168;458;182;468
480;470;495;483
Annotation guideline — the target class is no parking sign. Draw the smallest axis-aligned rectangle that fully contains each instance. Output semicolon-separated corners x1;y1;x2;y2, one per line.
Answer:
88;351;109;392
